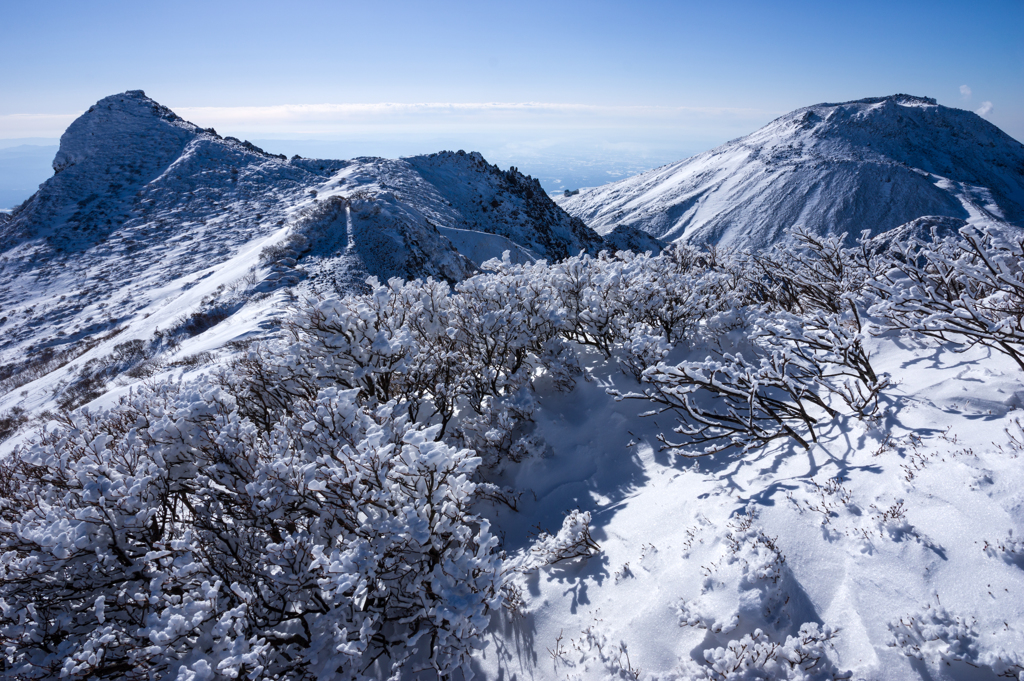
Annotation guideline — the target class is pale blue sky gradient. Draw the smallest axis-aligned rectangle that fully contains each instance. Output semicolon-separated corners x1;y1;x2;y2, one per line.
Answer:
0;0;1021;197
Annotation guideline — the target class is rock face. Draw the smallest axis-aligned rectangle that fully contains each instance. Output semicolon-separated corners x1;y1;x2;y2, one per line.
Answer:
561;95;1024;248
404;153;605;261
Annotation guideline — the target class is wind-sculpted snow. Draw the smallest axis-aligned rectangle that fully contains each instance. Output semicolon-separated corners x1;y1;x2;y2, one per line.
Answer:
561;94;1024;248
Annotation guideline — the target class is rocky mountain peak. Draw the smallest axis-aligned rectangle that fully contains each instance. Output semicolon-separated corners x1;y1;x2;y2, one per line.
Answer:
52;90;202;175
817;93;937;108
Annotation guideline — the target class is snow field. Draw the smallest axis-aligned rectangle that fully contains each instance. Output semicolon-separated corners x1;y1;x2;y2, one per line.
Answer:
478;334;1024;681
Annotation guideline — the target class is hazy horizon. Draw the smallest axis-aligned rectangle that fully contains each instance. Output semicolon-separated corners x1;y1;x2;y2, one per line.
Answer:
0;102;771;208
3;89;1022;208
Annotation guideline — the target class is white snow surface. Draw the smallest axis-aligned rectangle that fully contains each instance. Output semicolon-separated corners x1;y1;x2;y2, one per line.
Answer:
470;337;1024;681
561;95;1024;249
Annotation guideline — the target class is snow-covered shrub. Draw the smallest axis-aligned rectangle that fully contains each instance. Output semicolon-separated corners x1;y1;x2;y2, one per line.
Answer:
109;338;147;367
984;531;1024;568
0;405;29;442
258;231;309;266
751;309;889;419
0;380;501;680
553;252;631;357
537;336;583;392
527;509;601;566
630;344;839;455
630;309;890;454
222;276;449;433
665;510;848;680
0;330;119;400
45;337;158;411
545;619;642;679
456;390;541;468
871;226;1024;372
744;229;881;325
228;246;753;457
663;624;845;681
607;230;904;453
549;247;737;361
889;604;977;664
888;602;1024;678
503;509;601;584
450;257;560;412
56;363;110;411
244;258;562;435
537;246;742;383
615;322;671;382
169;351;215;370
628;244;741;345
498;510;600;622
290;276;423;403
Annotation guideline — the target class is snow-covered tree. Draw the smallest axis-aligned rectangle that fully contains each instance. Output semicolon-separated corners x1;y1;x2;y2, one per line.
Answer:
0;382;500;680
871;225;1024;371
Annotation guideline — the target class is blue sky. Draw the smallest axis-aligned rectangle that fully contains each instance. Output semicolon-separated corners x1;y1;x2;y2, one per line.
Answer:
1;0;1021;194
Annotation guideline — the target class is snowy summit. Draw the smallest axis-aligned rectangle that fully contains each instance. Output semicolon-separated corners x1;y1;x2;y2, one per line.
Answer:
560;94;1024;249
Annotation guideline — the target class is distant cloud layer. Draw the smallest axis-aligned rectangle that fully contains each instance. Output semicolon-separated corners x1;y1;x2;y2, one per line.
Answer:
0;102;778;142
960;84;972;99
170;102;778;138
0;113;79;138
976;101;994;116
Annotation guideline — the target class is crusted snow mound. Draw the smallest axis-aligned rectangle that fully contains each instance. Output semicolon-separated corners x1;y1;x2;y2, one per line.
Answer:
562;94;1024;248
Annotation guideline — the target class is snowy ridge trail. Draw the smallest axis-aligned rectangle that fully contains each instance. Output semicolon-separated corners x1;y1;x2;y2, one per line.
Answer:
559;94;1024;249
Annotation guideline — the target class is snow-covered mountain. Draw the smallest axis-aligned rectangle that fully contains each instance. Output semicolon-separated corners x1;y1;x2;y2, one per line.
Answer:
560;95;1024;248
0;91;611;406
4;90;1024;681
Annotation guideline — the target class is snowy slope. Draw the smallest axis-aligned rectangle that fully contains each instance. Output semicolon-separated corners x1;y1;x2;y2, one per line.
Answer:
475;337;1024;681
6;236;1024;681
561;95;1024;248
